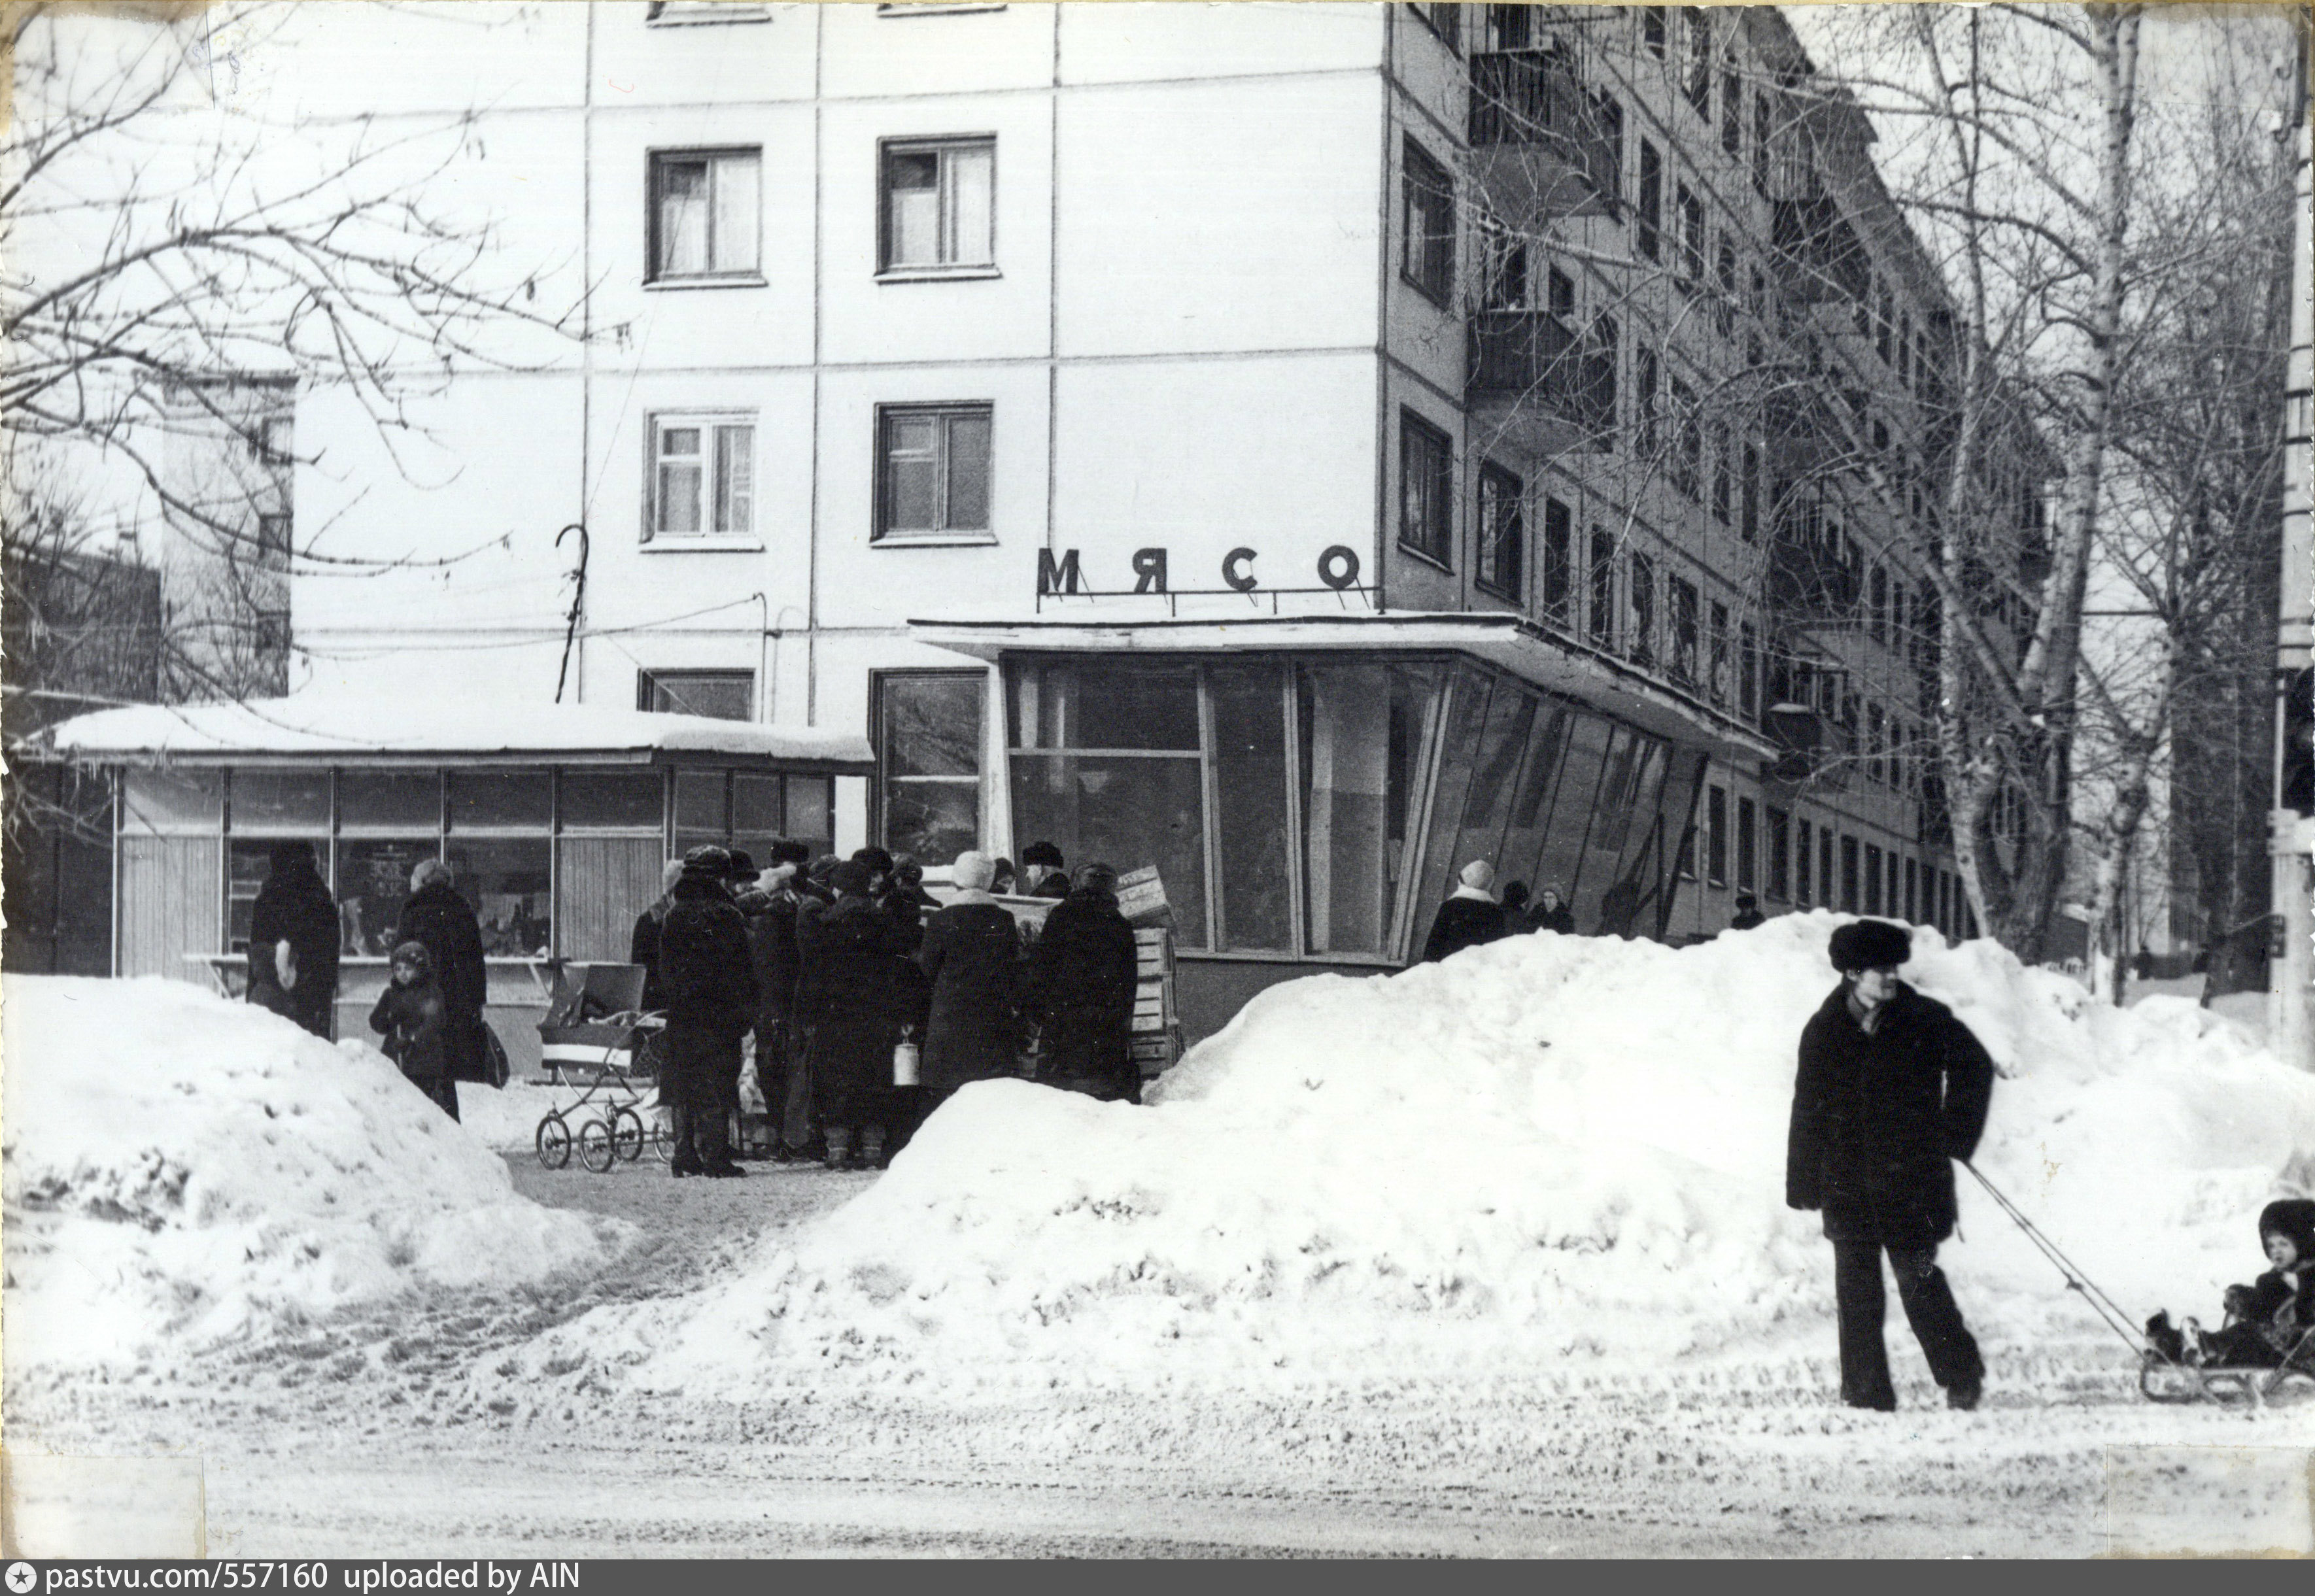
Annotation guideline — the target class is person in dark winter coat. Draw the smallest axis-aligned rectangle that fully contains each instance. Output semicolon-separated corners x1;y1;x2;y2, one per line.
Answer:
396;859;490;1091
1421;860;1506;963
628;858;687;1011
798;859;910;1167
916;851;1023;1116
1021;840;1071;899
1531;887;1577;936
657;845;759;1177
1029;861;1140;1102
1500;881;1532;930
245;840;341;1038
989;857;1019;896
1729;892;1767;932
1787;919;1997;1412
370;940;458;1119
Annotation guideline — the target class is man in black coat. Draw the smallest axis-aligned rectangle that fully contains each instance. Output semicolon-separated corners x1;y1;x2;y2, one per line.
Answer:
396;859;490;1091
246;840;341;1038
1029;861;1140;1102
657;845;760;1178
1421;860;1506;963
916;850;1023;1115
1787;919;1997;1412
797;858;910;1167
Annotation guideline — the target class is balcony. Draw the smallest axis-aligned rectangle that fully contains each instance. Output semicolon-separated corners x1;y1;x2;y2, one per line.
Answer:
1467;310;1616;454
1771;190;1870;305
1468;50;1620;222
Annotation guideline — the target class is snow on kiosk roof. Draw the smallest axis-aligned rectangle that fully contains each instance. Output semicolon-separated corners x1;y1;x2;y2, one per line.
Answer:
41;695;876;773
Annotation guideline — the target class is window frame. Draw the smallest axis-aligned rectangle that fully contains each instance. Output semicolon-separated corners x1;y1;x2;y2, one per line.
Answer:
873;401;996;545
1398;409;1456;569
645;146;764;285
636;668;757;722
874;668;988;866
644;411;759;543
1474;460;1524;603
877;135;1000;277
1705;783;1728;887
1401;136;1456;307
647;1;772;23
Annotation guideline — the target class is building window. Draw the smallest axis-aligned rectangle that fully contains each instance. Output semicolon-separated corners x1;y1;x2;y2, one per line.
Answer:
1669;376;1700;498
1684;8;1712;112
1766;806;1789;902
649;415;755;539
1677;184;1705;292
1641;5;1666;59
875;403;993;541
1864;842;1884;915
1401;137;1456;305
877;671;984;866
880;137;996;273
1710;422;1731;524
1634;347;1660;456
250;415;294;465
1706;783;1727;885
1407;3;1461;50
1793;817;1812;906
1869;564;1889;642
1739;620;1758;719
1708;599;1730;705
1840;834;1859;912
1670;576;1700;685
1627;551;1656;668
1735;795;1757;892
1740;442;1760;542
1399;410;1454;566
637;669;754;721
1475;462;1524;601
1721;58;1743;155
1637;140;1662;262
1713;235;1738;338
1588;528;1617;649
648;148;761;282
1867;702;1885;785
1541;497;1573;630
1904;857;1919;923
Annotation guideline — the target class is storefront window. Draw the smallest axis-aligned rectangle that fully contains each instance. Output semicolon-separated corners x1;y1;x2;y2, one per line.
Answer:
447;837;553;957
1532;710;1611;920
341;771;439;830
450;770;551;830
785;777;832;858
120;768;222;834
1297;662;1442;957
1449;684;1535;886
1210;664;1292;951
232;771;330;830
1012;661;1201;752
673;768;727;857
336;837;438;957
1407;666;1494;955
560;771;662;830
878;673;984;866
1496;703;1570;894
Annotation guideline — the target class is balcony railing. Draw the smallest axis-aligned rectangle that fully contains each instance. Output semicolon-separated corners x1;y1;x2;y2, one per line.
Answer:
1469;50;1620;207
1467;310;1616;435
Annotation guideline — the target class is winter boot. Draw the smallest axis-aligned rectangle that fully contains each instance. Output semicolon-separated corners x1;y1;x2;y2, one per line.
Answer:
2144;1311;2186;1365
1945;1376;1981;1412
861;1127;887;1170
823;1128;851;1170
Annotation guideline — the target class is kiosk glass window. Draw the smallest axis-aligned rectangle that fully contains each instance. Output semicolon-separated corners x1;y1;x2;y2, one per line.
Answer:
560;771;663;831
232;771;330;832
340;771;439;830
1209;664;1292;952
878;673;984;866
1297;661;1443;957
1533;709;1612;918
336;838;439;958
447;770;551;957
1496;702;1571;895
674;769;728;857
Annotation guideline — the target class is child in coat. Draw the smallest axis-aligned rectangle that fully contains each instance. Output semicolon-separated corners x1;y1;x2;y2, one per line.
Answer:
370;940;460;1121
2146;1198;2315;1370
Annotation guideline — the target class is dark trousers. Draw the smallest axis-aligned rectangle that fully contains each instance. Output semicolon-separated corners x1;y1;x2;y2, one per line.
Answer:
1831;1239;1982;1408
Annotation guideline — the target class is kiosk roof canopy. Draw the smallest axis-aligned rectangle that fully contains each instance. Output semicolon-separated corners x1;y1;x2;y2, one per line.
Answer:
41;694;876;772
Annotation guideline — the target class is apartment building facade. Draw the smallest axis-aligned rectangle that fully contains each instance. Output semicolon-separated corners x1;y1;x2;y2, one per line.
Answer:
258;2;2026;1035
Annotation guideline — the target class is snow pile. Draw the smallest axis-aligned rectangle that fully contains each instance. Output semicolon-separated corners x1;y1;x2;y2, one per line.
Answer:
549;915;2315;1392
2;977;634;1368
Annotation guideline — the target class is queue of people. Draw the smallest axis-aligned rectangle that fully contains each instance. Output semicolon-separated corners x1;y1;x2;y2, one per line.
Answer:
628;837;1146;1176
1417;861;1593;960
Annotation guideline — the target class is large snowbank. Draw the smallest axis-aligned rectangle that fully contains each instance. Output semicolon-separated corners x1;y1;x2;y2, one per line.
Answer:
577;915;2314;1394
2;977;634;1368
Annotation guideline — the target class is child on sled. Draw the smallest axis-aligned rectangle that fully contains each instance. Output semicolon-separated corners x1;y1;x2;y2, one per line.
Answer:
2145;1198;2315;1370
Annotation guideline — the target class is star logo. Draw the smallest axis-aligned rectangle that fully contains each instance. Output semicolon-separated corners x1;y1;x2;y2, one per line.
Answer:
7;1561;37;1593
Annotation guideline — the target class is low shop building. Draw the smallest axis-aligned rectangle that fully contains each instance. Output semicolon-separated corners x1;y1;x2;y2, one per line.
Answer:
37;694;872;1068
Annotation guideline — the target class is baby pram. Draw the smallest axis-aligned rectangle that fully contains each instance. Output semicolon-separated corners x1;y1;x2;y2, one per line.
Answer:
533;963;669;1172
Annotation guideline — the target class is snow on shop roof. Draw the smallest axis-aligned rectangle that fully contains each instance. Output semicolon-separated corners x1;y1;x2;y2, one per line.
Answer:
38;693;875;768
1;977;636;1369
506;914;2315;1398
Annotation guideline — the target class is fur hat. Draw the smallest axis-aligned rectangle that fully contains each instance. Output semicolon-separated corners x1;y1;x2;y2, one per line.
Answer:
1021;840;1065;871
768;838;813;868
1828;919;1912;973
851;846;894;875
682;843;733;878
2258;1198;2315;1263
1076;860;1119;895
831;858;875;896
389;940;434;976
727;849;757;879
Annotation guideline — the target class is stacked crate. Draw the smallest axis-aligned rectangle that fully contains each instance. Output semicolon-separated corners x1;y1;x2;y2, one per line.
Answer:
1116;864;1182;1079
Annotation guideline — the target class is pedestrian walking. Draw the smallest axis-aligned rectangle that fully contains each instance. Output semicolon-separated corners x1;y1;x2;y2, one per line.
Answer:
1531;887;1577;936
1029;860;1140;1102
657;845;759;1178
245;840;341;1038
396;858;491;1098
914;851;1024;1125
1421;860;1505;963
797;858;910;1168
1787;919;1997;1412
628;858;686;1011
369;940;458;1120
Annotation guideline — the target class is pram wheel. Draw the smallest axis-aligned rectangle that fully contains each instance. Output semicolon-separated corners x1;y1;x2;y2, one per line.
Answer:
535;1113;572;1170
577;1117;617;1174
649;1108;676;1164
611;1107;647;1164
